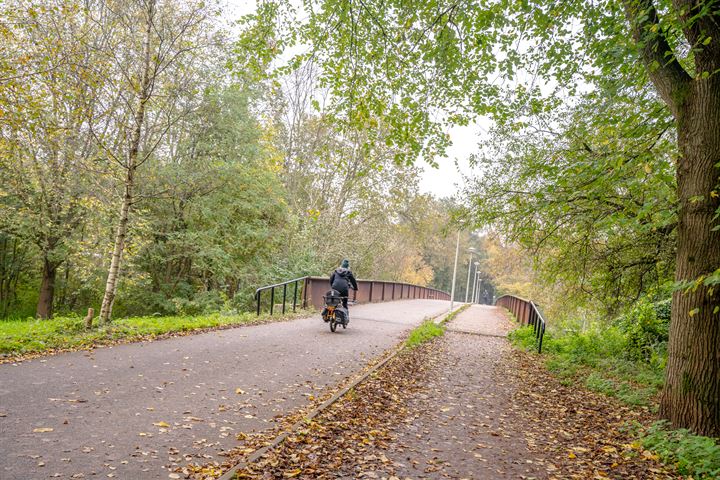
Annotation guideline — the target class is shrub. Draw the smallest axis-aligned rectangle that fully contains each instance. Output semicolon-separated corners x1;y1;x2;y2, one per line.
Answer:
616;298;670;363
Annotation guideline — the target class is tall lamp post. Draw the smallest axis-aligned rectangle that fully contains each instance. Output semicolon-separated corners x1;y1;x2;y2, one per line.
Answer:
449;232;460;312
464;247;477;303
470;261;480;303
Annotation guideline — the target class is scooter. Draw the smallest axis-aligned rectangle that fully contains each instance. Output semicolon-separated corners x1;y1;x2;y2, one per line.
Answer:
321;290;351;332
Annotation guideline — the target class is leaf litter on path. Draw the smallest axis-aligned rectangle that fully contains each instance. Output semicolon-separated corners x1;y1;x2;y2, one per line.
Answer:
189;331;679;479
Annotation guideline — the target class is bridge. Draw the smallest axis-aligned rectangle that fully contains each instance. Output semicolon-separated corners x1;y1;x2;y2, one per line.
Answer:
0;275;543;479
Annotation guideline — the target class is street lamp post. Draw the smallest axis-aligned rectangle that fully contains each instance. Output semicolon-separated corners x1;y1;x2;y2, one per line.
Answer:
470;262;480;303
449;232;460;312
464;247;476;303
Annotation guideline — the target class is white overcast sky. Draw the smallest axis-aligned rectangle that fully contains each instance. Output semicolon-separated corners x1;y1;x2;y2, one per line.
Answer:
222;0;484;199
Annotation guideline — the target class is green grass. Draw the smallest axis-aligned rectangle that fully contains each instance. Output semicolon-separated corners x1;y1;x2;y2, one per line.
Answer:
509;324;664;408
0;310;312;357
640;421;720;479
405;319;445;348
440;303;470;324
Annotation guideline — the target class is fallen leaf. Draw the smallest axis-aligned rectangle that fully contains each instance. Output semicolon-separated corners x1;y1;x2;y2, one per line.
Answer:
33;428;54;433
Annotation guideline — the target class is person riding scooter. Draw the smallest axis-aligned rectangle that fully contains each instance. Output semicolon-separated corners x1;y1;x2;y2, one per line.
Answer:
329;259;358;309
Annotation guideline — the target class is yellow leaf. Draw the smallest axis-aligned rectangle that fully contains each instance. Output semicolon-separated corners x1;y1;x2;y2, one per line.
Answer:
643;163;652;174
601;445;617;453
33;427;53;433
153;421;170;428
235;388;246;395
568;452;576;459
284;468;302;478
642;450;659;461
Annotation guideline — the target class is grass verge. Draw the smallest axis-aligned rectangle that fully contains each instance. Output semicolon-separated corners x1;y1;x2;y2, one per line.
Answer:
405;319;445;349
508;324;663;407
0;310;313;359
509;323;720;479
639;421;720;478
439;303;470;324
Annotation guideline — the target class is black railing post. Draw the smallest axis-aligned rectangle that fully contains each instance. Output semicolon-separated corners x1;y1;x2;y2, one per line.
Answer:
256;291;261;315
270;287;275;315
303;278;309;309
293;280;298;312
282;283;287;314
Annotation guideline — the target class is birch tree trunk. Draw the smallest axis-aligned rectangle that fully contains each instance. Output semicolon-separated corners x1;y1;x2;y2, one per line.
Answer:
99;1;156;324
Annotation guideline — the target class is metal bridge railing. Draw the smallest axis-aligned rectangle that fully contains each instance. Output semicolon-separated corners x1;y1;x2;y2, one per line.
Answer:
495;294;546;353
254;276;451;316
255;277;307;316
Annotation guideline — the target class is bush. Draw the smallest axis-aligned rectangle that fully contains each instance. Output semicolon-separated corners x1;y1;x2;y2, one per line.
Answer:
171;290;228;316
616;298;670;363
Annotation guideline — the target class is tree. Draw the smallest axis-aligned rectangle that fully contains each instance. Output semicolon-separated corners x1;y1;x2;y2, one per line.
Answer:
0;0;101;318
468;88;677;316
250;0;720;435
623;0;720;435
126;87;291;314
89;0;220;323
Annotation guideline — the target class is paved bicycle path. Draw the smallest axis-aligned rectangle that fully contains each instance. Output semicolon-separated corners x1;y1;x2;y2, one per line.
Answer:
0;299;451;479
380;304;548;478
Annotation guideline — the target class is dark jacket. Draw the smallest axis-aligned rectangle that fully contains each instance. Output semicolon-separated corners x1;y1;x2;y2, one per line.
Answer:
330;267;358;293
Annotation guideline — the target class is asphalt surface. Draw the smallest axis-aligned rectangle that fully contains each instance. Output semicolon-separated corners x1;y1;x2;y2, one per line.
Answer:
383;305;548;479
0;299;451;480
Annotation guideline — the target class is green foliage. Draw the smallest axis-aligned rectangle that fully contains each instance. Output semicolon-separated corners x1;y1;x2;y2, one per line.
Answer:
509;321;665;408
615;298;671;364
468;91;677;316
0;310;311;356
641;421;720;479
405;320;444;349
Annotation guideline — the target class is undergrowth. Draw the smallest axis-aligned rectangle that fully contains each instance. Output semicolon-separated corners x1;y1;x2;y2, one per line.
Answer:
640;421;720;479
508;297;720;480
508;320;664;408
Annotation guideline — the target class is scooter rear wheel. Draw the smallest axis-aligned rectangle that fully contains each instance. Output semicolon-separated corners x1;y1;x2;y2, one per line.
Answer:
330;321;337;332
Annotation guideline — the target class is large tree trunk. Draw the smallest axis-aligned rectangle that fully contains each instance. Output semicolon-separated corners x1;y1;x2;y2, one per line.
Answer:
36;258;58;319
98;1;155;324
624;0;720;437
659;78;720;437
